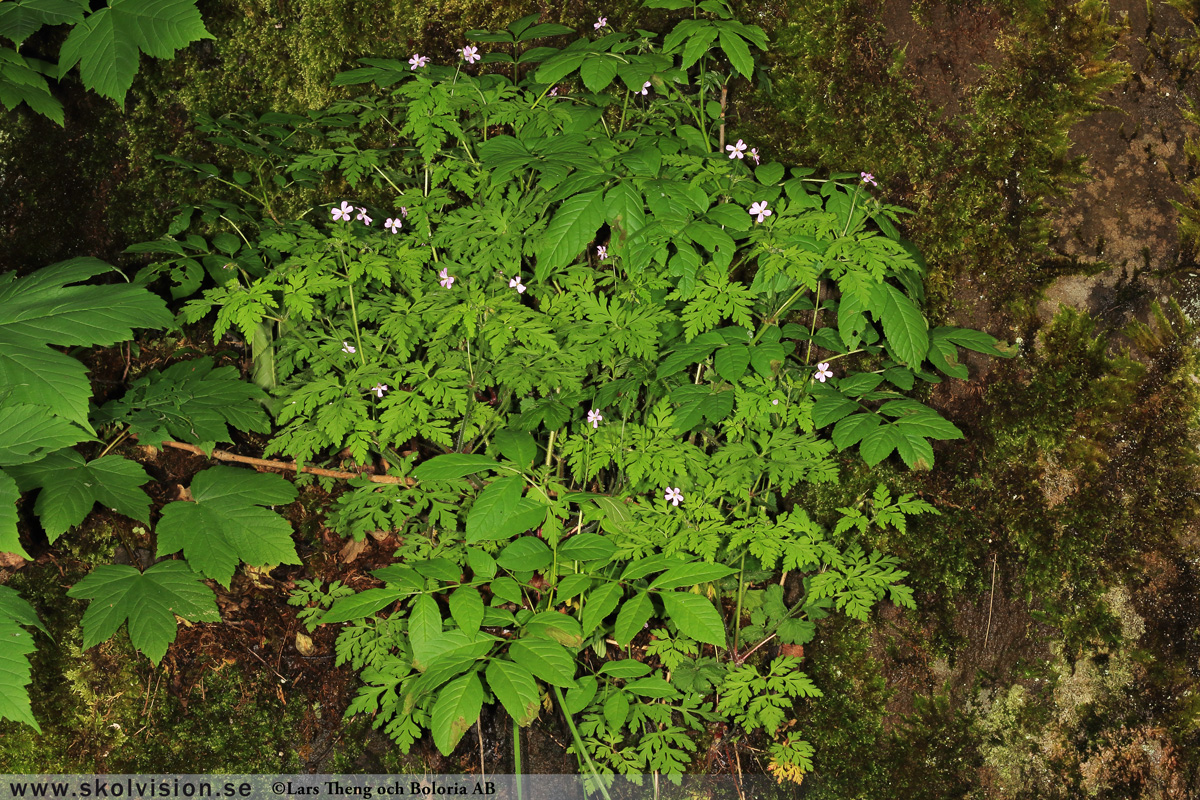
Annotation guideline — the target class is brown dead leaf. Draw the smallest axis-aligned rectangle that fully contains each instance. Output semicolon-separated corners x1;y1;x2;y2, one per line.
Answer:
338;537;369;563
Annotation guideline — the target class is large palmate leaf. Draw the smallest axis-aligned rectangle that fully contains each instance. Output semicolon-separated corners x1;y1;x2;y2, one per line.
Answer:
67;560;220;664
0;47;63;123
0;0;87;45
59;0;212;103
7;450;151;541
156;465;299;587
0;404;90;467
0;584;46;730
0;257;171;431
95;357;271;450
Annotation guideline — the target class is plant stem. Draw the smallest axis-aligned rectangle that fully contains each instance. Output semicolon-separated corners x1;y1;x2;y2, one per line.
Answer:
513;719;523;800
552;686;613;800
732;550;747;655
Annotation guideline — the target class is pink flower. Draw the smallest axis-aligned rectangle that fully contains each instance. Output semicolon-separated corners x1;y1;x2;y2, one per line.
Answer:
597;245;608;260
331;201;353;221
749;201;772;223
725;139;747;159
342;341;356;354
587;409;603;428
460;45;480;64
749;147;760;164
860;172;877;186
356;207;373;225
409;54;429;70
372;384;389;398
664;487;683;506
400;206;408;217
438;268;455;289
509;274;526;294
385;217;402;234
771;399;779;405
638;81;651;96
815;362;833;382
549;87;558;96
594;16;607;30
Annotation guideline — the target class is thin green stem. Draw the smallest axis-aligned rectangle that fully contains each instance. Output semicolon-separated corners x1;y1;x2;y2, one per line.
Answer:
552;686;613;800
513;719;523;800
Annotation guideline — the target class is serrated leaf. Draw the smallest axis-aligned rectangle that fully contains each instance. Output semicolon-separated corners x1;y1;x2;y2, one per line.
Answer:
486;659;540;726
893;430;934;470
877;283;928;367
156;465;299;588
0;470;26;559
494;429;536;468
714;344;749;381
67;561;220;664
58;0;214;103
579;55;617;92
659;591;725;646
524;610;583;648
565;674;597;713
411;454;501;482
559;533;616;562
604;689;630;730
717;28;754;78
0;0;87;46
409;594;443;668
319;587;405;624
7;451;150;541
466;547;497;580
496;536;552;571
465;475;524;543
0;583;46;730
449;586;484;635
536;189;606;281
598;659;651;678
431;672;484;756
614;591;654;646
581;582;623;635
0;405;89;467
858;424;901;467
0;48;63;123
651;562;737;590
509;637;577;687
624;676;680;698
831;413;880;451
0;340;93;431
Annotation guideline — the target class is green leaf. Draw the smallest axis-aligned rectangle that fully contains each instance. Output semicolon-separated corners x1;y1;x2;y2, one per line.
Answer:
659;591;725;646
493;429;536;468
598;659;651;678
0;470;27;559
893;429;935;470
579;55;617;92
877;283;929;367
614;591;654;646
559;533;616;562
581;582;623;635
411;454;501;482
0;584;46;731
604;689;629;730
518;23;574;42
466;547;497;580
67;561;220;664
536;189;606;281
943;326;1010;356
486;659;540;726
717;28;754;78
449;586;484;635
0;405;89;467
831;413;880;451
859;424;901;467
0;0;87;46
524;611;583;648
6;451;150;541
651;562;737;590
409;594;443;668
489;577;523;606
509;637;577;687
810;387;860;428
0;48;63;124
755;162;785;185
431;672;484;756
58;0;214;103
565;675;597;713
465;475;524;543
624;676;680;698
497;536;552;571
319;587;405;624
413;558;462;582
714;344;750;381
156;465;299;588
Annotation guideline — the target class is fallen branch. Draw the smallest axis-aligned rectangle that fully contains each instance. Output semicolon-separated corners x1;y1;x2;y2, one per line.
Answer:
159;440;415;485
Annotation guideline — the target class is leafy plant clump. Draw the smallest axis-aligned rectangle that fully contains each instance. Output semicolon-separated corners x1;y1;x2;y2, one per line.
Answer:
2;0;1012;786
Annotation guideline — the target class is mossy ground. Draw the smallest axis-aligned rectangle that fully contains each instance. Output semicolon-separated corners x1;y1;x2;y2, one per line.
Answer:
4;0;1200;794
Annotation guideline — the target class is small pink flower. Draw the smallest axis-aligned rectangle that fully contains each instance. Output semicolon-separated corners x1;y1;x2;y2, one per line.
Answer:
509;274;526;294
749;201;772;223
438;268;455;289
372;384;389;398
638;81;651;96
356;207;373;225
400;206;408;217
664;487;683;506
597;245;608;260
460;45;480;64
749;147;760;164
594;16;607;30
342;341;356;354
385;217;402;234
771;399;779;406
549;87;558;96
587;409;603;428
331;201;353;221
860;172;877;186
409;54;429;70
725;139;747;159
815;362;833;382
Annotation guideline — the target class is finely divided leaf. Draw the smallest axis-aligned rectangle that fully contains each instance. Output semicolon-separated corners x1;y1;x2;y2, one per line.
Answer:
156;465;299;587
67;561;220;664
